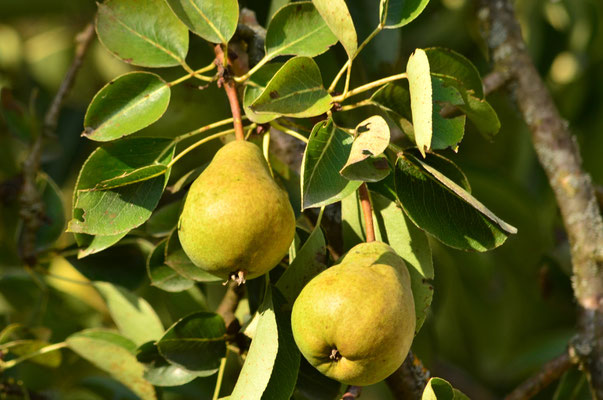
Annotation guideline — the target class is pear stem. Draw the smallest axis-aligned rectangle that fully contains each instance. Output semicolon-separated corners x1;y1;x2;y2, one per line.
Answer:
214;44;245;141
358;183;376;242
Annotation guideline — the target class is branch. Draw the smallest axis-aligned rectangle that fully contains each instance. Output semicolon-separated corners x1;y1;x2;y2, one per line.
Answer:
358;183;376;242
214;44;245;141
505;352;573;400
386;351;430;399
216;281;245;331
19;22;95;266
477;0;603;397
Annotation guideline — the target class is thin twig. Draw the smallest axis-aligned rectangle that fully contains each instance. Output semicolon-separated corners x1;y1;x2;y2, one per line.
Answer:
216;282;245;330
19;22;95;266
477;0;603;397
214;44;245;141
505;352;573;400
386;351;430;399
358;184;375;242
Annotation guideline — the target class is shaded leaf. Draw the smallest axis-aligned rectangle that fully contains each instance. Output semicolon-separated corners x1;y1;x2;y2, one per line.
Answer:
93;281;164;346
407;49;432;157
83;72;170;142
33;173;65;252
96;0;188;68
425;47;483;98
157;312;226;376
250;57;332;118
312;0;357;58
422;377;469;400
147;239;194;292
136;341;197;387
395;154;516;251
430;76;466;151
76;233;127;259
165;230;223;282
243;63;283;124
380;0;430;29
293;357;341;400
301;119;361;209
165;0;238;44
146;199;183;237
66;329;156;400
265;2;337;59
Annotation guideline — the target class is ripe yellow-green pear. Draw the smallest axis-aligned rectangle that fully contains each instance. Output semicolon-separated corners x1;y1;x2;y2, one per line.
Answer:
291;241;415;386
178;140;295;283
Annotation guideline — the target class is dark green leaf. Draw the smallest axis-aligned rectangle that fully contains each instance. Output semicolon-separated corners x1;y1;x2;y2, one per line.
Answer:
76;233;127;258
165;0;238;44
33;173;65;251
83;72;170;142
312;0;357;58
93;281;164;346
293;357;341;400
147;239;194;292
66;329;156;400
404;148;471;192
230;287;300;400
430;76;466;151
157;312;226;376
243;63;283;124
96;0;189;68
0;88;34;142
425;47;483;98
395;154;516;251
380;0;431;29
265;2;337;59
301;119;361;209
276;224;327;304
553;367;591;400
136;341;197;387
422;377;469;400
146;199;183;237
165;229;223;282
250;57;332;118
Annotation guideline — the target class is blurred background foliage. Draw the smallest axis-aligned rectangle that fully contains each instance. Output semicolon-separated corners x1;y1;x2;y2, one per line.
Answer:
0;0;601;399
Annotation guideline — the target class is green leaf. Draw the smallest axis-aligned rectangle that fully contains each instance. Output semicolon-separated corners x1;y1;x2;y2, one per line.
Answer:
404;148;470;192
146;199;183;237
147;239;194;292
340;115;391;182
453;92;501;139
9;340;62;368
380;0;430;29
96;0;189;68
422;377;469;400
371;193;433;332
230;287;300;400
312;0;357;58
265;2;337;59
68;138;175;236
424;47;483;98
33;173;65;252
157;312;226;376
370;82;415;139
0;88;35;142
301;119;362;209
136;341;197;387
66;329;156;400
93;165;169;190
83;72;171;142
93;281;164;346
165;229;223;282
165;0;238;44
430;76;466;151
407;48;432;157
553;367;591;400
276;224;327;304
294;357;341;400
250;57;333;118
395;153;516;251
243;63;283;124
76;233;127;258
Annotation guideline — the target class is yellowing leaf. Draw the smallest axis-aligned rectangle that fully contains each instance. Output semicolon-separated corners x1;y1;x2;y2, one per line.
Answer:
407;49;432;157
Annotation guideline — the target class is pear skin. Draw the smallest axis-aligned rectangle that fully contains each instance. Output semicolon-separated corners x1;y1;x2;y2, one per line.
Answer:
178;140;295;281
291;241;415;386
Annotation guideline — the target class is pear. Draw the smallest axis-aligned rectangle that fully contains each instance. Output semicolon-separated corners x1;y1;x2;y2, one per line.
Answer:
291;241;415;386
178;140;295;283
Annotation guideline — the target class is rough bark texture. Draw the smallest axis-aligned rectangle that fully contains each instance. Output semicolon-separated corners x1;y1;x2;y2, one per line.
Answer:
477;0;603;397
385;351;430;399
505;352;572;400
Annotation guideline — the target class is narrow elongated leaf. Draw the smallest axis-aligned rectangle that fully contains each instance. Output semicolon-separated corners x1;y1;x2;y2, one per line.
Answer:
165;0;238;44
265;2;337;59
69;138;175;236
312;0;357;58
395;154;516;251
230;287;300;400
340;115;391;182
250;57;332;118
380;0;430;29
136;341;197;387
147;240;194;292
96;0;188;68
157;312;226;376
301;119;361;209
67;329;156;400
407;49;432;157
404;148;470;191
276;225;327;304
94;281;164;346
371;193;433;332
83;72;170;142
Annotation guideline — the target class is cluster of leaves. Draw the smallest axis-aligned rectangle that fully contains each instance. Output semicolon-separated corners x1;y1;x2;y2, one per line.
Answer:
0;0;519;399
